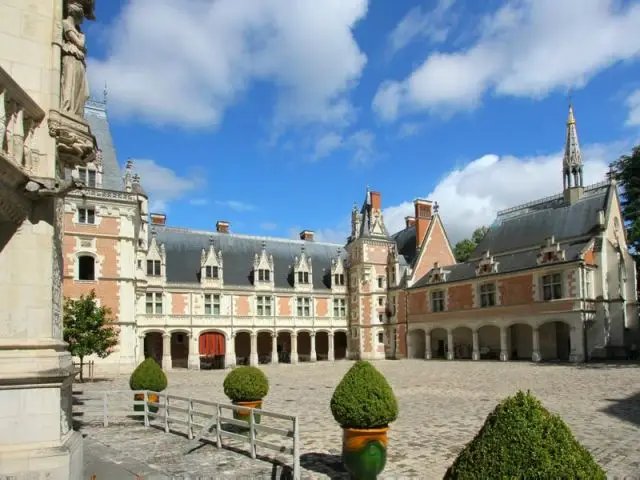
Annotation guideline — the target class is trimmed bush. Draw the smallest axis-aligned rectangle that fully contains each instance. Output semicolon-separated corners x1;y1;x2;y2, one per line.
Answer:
129;357;168;392
223;366;269;402
444;390;606;479
330;361;398;429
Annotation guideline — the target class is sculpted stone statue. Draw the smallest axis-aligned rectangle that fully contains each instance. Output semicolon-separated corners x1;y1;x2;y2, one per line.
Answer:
60;0;95;117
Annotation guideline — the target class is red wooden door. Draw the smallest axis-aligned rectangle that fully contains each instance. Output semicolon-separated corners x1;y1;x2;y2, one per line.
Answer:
199;332;226;356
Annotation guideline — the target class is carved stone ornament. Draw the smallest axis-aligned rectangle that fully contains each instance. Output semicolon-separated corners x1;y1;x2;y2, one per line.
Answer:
48;108;96;167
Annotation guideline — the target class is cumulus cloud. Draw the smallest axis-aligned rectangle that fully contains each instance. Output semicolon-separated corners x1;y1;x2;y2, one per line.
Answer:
88;0;368;129
374;0;640;121
310;129;378;164
626;89;640;126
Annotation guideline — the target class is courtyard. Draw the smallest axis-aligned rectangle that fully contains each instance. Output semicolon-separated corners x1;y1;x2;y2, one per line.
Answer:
76;360;640;479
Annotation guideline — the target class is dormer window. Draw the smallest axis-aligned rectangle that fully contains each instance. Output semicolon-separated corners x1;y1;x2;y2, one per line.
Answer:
297;271;310;284
476;251;499;276
253;241;274;287
147;259;161;276
205;266;219;279
77;167;97;188
537;236;566;265
334;273;345;286
258;269;270;281
427;262;449;284
201;237;223;284
293;245;312;289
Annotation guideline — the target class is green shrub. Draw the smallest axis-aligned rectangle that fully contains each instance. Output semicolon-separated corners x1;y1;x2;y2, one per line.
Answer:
330;361;398;429
129;357;168;392
444;390;606;479
223;366;269;402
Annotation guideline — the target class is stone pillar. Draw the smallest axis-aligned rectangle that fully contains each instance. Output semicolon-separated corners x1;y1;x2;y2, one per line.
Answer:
472;329;480;361
310;332;317;362
137;334;145;364
328;332;335;361
569;325;584;362
425;331;432;360
162;333;172;370
446;330;454;360
226;333;236;368
250;332;259;367
290;332;299;364
271;332;279;365
532;328;541;362
499;327;509;361
188;333;200;370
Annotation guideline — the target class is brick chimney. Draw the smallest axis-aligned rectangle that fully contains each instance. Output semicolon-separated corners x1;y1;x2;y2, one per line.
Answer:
414;199;433;249
150;213;166;226
405;216;415;228
370;191;381;210
216;220;230;233
299;230;315;241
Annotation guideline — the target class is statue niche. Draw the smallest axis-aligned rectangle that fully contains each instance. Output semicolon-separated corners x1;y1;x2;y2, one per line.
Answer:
60;0;95;117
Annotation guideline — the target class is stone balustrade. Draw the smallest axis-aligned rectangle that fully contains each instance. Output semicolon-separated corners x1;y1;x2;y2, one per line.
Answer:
136;313;349;329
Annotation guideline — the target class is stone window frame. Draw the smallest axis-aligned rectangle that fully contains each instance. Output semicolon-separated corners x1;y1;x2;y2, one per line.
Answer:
145;292;163;314
333;273;345;286
377;276;385;289
541;272;563;301
431;289;445;312
76;166;98;188
257;268;270;282
333;298;346;317
296;271;310;284
479;282;497;308
584;268;594;299
296;296;312;317
146;259;161;277
77;206;96;225
204;293;221;315
378;313;384;323
256;295;273;316
204;265;219;279
76;252;97;281
377;331;384;344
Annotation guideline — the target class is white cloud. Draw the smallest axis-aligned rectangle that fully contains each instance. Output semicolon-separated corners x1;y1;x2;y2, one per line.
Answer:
89;0;368;129
397;122;423;138
260;222;278;231
626;89;640;126
310;129;378;163
214;200;255;212
133;159;205;212
374;0;640;121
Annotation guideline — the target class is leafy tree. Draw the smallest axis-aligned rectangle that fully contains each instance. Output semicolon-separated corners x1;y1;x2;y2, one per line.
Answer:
453;226;489;262
609;145;640;258
63;290;118;382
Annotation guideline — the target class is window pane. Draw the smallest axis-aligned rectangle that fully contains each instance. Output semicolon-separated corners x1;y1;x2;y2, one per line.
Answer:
87;169;96;187
79;209;86;223
87;209;95;224
204;304;211;315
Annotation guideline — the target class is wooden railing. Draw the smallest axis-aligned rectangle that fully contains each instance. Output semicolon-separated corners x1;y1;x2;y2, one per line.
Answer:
73;390;300;479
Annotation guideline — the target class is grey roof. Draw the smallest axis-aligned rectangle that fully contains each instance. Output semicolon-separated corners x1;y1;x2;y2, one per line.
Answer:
391;225;417;266
153;226;346;289
350;188;391;241
411;239;590;289
84;99;124;191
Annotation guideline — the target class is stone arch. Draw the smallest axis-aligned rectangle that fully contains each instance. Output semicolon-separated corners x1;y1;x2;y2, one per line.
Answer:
257;330;273;364
333;330;348;360
477;324;501;360
452;326;473;359
199;330;226;370
429;327;448;359
408;329;426;359
144;331;163;365
315;331;329;360
508;323;533;360
234;331;251;366
276;331;292;363
538;320;571;361
297;331;312;362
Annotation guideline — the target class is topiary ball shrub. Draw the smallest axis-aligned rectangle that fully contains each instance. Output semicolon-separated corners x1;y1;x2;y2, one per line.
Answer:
129;357;168;392
444;390;606;480
223;366;269;403
330;361;398;429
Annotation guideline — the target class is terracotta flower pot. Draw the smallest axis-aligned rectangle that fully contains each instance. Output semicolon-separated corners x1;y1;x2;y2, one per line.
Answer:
232;399;263;426
342;427;389;479
133;392;160;413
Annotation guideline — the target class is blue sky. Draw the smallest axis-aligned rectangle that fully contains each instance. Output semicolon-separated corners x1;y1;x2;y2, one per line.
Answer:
85;0;640;244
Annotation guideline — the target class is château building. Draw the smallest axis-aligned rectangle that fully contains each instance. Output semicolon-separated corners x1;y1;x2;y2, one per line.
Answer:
62;99;638;374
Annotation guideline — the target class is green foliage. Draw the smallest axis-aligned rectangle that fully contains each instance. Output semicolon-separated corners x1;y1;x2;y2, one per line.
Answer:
223;366;269;402
610;145;640;258
330;361;398;429
63;290;118;382
453;226;489;262
444;391;606;479
129;357;168;392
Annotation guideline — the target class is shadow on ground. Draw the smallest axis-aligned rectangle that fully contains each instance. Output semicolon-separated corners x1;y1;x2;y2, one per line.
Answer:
600;391;640;428
300;452;348;479
534;360;640;370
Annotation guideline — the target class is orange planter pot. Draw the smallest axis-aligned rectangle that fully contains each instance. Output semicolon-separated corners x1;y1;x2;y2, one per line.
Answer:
342;427;389;479
133;392;160;413
232;400;263;424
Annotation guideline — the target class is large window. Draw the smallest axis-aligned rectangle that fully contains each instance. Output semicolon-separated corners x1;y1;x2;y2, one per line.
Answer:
480;283;496;308
204;294;220;315
78;207;95;224
78;255;95;281
145;292;162;314
297;297;311;317
297;271;310;284
256;296;272;316
77;167;97;188
333;273;345;286
431;290;445;312
205;265;219;279
542;273;562;301
585;270;593;298
257;268;270;281
147;259;161;276
333;298;346;317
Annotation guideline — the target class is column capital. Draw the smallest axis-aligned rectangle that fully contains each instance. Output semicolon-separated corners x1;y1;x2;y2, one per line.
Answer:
271;330;278;337
328;331;335;337
163;332;171;338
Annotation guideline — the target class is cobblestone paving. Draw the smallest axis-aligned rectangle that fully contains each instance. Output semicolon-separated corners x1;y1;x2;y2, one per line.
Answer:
76;360;640;479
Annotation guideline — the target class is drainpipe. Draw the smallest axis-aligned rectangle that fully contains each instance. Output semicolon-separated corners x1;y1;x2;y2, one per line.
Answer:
404;289;409;360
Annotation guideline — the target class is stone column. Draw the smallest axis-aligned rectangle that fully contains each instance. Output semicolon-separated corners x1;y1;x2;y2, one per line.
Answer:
250;332;259;366
225;333;236;368
446;330;454;360
532;328;541;362
569;325;585;363
188;333;200;370
425;331;432;360
499;327;509;361
310;332;317;362
271;332;279;365
328;332;335;361
472;329;480;361
290;332;299;364
137;334;145;364
162;333;172;370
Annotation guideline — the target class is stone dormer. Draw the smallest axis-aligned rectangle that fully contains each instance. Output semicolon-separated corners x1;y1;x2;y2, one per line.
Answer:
331;248;347;292
293;245;313;291
146;230;166;286
253;241;274;289
536;236;566;265
200;236;223;287
426;261;450;283
476;250;499;276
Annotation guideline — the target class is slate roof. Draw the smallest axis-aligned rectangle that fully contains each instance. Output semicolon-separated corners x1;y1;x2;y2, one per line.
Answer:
153;226;346;289
84;99;125;191
391;225;416;267
352;189;391;240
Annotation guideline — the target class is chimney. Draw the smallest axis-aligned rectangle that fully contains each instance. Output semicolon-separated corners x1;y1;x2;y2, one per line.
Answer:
150;213;166;226
405;216;416;228
216;220;230;233
370;191;381;210
300;230;315;241
414;198;433;249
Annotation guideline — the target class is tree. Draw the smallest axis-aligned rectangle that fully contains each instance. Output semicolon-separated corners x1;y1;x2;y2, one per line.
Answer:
454;226;489;262
609;145;640;258
63;290;118;382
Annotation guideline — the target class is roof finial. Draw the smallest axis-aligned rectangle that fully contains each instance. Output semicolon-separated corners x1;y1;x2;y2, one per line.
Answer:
261;240;266;250
433;201;440;214
567;87;575;125
103;81;108;105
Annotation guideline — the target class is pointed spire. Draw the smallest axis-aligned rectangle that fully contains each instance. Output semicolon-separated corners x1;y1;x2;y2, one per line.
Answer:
562;103;583;190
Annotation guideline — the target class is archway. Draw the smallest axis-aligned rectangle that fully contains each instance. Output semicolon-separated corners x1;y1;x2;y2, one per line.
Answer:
408;329;426;359
199;331;225;369
257;331;273;364
334;331;347;360
477;325;501;360
170;332;188;368
508;323;533;360
539;321;571;361
297;331;312;362
429;328;447;359
277;331;291;363
234;331;251;366
144;332;163;364
452;326;473;359
315;332;329;360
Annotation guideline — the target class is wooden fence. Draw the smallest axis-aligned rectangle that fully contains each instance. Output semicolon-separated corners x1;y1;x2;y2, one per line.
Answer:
72;360;95;382
73;390;300;479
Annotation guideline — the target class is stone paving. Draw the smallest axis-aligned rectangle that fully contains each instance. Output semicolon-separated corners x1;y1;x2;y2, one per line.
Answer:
75;360;640;479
